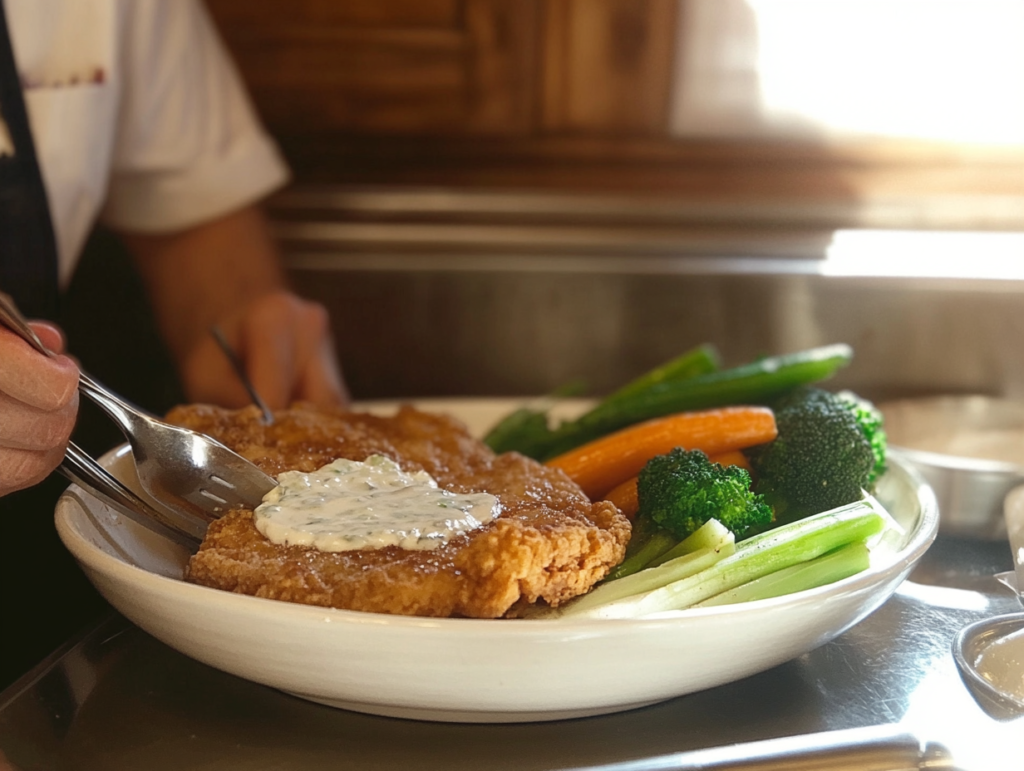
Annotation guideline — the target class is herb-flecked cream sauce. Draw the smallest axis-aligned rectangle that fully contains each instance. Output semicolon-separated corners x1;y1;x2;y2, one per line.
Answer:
253;455;499;552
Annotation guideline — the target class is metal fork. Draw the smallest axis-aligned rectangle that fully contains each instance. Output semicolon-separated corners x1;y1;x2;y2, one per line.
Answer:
0;292;277;520
59;441;205;548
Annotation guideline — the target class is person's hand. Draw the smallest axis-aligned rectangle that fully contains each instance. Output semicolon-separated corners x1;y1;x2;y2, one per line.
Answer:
0;322;79;496
180;290;348;410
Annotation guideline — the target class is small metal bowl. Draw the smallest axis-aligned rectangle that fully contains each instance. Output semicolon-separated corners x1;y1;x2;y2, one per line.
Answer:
880;396;1024;540
953;612;1024;721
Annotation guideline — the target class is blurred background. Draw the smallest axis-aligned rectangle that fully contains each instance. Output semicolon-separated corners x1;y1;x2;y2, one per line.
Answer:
85;0;1024;405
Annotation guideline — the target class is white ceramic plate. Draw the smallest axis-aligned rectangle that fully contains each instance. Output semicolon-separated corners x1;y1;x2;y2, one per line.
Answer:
55;399;939;723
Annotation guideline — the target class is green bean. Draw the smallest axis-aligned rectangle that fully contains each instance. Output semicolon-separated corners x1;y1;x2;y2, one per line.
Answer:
601;344;720;407
538;344;853;459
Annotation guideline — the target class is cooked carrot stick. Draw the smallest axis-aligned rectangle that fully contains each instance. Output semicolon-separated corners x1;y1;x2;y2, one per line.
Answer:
604;477;640;519
601;450;755;520
547;406;776;499
709;449;752;473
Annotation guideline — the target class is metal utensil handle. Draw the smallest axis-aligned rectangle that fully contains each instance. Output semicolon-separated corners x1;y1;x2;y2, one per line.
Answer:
560;725;952;771
77;370;157;433
1003;484;1024;599
0;290;52;355
0;293;201;543
0;289;155;432
211;325;274;424
0;292;144;451
60;442;205;547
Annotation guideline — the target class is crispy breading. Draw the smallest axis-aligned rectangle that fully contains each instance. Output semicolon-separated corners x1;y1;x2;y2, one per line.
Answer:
170;403;630;618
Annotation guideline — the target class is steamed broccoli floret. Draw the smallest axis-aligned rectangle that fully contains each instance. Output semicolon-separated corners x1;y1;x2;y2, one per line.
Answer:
607;448;771;580
836;390;888;486
638;448;772;541
747;387;886;522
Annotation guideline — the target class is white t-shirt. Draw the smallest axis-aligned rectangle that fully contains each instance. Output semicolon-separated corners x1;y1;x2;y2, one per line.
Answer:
3;0;289;288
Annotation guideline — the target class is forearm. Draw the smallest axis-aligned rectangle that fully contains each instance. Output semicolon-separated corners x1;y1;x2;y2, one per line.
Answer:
120;205;286;368
119;205;348;410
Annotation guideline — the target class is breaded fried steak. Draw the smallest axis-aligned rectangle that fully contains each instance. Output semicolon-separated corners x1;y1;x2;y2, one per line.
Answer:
168;403;631;618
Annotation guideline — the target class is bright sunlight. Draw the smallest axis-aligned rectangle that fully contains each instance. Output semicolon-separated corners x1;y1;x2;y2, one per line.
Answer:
673;0;1024;145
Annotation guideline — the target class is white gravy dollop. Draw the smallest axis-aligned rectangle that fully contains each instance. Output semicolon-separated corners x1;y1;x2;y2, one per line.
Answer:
253;455;499;552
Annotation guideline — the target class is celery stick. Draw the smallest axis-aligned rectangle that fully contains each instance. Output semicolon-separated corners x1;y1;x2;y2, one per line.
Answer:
604;531;678;581
694;541;871;607
648;518;733;567
607;517;733;580
572;499;885;619
558;541;736;616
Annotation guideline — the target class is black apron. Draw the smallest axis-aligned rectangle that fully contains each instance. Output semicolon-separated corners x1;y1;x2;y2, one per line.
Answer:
0;1;105;692
0;2;184;693
0;0;59;319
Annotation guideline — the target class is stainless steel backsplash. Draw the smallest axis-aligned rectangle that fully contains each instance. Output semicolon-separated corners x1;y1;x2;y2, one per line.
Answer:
273;188;1024;403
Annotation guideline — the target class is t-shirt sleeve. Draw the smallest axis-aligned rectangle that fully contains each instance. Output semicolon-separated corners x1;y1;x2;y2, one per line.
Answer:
99;0;289;233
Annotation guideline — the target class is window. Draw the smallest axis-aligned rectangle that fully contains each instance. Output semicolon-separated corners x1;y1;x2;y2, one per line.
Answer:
672;0;1024;145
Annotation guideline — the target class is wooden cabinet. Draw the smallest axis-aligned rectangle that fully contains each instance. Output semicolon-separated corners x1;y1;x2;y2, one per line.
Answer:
206;0;679;140
206;0;540;136
205;0;1024;218
539;0;676;134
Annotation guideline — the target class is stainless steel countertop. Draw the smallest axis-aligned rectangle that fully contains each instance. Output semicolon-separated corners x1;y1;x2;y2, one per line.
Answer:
1;538;1021;770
